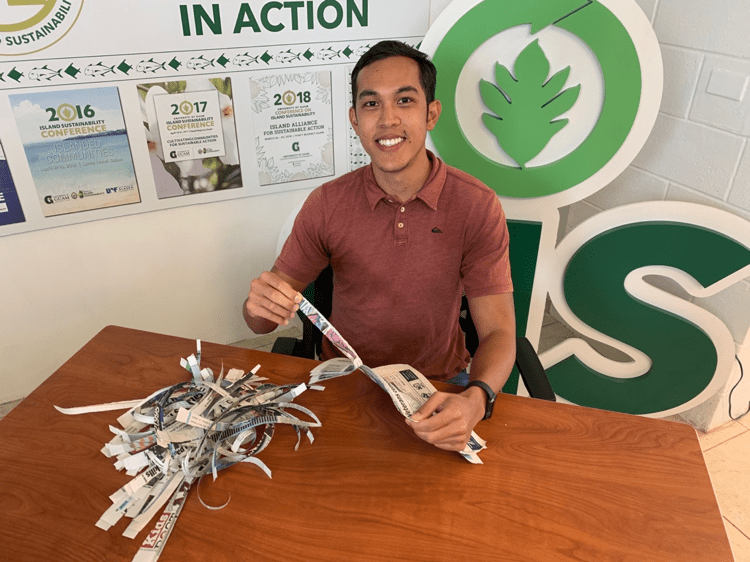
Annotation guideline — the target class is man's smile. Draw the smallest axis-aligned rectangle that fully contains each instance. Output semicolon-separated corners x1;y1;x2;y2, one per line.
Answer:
378;137;405;147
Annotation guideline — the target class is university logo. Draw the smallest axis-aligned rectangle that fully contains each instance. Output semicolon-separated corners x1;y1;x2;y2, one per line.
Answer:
0;0;84;56
424;0;661;206
423;0;750;417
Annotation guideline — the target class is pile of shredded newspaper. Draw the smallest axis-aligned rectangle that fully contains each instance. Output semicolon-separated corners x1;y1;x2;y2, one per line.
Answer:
56;341;322;562
56;296;485;562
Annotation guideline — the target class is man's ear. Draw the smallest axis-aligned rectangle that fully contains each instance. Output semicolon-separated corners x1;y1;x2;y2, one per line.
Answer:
349;106;359;132
426;99;442;131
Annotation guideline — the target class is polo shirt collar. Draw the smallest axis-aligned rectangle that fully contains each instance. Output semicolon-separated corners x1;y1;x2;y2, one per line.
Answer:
363;150;446;211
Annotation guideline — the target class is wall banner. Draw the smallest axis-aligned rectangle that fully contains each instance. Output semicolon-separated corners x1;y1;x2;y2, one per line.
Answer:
0;0;430;235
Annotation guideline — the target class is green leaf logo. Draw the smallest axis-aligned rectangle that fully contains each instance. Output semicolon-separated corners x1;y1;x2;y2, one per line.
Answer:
480;40;581;169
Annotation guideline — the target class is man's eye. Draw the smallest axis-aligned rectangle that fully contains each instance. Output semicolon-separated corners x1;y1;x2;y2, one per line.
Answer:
398;97;413;104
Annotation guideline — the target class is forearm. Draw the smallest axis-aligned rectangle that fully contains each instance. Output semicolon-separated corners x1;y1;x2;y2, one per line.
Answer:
468;328;516;394
455;329;515;423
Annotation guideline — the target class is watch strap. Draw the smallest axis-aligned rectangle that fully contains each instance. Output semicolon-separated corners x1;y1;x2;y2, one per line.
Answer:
466;380;496;420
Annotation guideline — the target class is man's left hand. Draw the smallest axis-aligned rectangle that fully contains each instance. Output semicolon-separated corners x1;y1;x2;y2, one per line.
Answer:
405;387;486;451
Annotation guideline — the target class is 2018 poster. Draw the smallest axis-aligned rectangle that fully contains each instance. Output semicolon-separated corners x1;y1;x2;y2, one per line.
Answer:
9;86;140;217
0;141;25;226
250;71;334;186
139;77;242;199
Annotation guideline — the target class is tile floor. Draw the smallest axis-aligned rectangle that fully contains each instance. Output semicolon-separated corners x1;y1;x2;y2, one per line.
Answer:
1;321;748;560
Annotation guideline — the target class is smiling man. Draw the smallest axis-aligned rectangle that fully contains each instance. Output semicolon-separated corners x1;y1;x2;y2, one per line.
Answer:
244;41;515;452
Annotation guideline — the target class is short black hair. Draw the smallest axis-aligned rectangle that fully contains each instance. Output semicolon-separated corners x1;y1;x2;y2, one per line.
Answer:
351;40;437;108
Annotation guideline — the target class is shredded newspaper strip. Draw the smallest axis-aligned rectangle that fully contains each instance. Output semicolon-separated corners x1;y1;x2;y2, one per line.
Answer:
56;341;322;562
300;297;487;464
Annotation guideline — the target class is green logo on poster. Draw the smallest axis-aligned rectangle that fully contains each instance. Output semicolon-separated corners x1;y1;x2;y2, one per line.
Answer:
0;0;85;56
57;103;76;121
427;0;655;204
282;90;297;106
179;100;194;115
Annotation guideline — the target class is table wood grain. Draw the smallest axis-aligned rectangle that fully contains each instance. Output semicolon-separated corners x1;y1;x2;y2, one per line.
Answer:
0;326;733;561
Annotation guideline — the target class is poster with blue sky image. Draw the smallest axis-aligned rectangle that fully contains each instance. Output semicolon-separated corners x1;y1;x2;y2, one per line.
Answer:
9;86;140;217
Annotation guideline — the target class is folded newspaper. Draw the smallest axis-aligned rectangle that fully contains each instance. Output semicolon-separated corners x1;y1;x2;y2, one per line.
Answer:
56;341;322;562
300;297;487;464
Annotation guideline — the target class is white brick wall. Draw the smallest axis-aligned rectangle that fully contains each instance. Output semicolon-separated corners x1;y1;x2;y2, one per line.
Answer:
562;0;750;428
567;0;750;298
659;45;702;118
654;0;750;59
632;114;744;198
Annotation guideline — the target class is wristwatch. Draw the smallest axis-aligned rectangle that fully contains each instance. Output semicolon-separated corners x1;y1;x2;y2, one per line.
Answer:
466;380;496;420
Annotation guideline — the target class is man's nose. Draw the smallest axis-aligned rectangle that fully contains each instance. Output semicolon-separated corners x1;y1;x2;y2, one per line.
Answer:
379;103;400;126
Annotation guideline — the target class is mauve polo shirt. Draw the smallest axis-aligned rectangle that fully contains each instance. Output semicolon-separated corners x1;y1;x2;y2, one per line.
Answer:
276;152;512;381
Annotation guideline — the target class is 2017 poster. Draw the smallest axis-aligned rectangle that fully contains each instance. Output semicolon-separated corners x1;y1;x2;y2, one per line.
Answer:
9;86;140;217
250;71;334;186
139;77;242;199
0;140;25;226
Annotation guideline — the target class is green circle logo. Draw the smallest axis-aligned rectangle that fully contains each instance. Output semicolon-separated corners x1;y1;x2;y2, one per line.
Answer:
422;0;662;207
282;90;297;106
179;100;194;115
0;0;85;56
57;103;77;122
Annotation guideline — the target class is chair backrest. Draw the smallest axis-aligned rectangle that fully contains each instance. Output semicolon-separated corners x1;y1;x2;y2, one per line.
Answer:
298;266;334;359
459;294;479;356
459;294;555;401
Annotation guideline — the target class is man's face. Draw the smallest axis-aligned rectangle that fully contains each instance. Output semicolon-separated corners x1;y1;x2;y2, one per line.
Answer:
349;56;441;180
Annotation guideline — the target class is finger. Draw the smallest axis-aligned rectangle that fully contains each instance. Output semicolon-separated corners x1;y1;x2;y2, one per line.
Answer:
247;286;295;320
408;392;448;423
254;276;300;317
247;274;300;325
245;296;291;326
409;414;469;444
407;407;455;434
259;271;302;303
430;438;471;452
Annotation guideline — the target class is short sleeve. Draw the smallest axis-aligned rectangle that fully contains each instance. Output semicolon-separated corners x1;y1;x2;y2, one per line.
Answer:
459;193;513;298
275;187;330;287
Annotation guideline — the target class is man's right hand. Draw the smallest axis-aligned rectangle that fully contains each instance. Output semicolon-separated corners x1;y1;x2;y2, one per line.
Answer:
243;268;304;333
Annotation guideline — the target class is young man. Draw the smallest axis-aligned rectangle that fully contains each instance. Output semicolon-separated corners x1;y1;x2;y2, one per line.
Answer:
243;41;515;452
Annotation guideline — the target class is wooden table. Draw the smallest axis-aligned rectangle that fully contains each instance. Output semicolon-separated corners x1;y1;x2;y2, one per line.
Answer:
0;326;733;562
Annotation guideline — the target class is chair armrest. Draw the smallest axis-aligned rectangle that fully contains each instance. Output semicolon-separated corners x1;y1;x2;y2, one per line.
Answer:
515;336;556;402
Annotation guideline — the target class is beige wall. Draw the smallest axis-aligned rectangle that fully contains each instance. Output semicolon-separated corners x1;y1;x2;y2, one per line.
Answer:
0;187;310;402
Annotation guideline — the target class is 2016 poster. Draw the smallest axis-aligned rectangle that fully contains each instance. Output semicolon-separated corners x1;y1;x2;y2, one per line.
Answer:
0;140;25;226
250;71;334;186
139;77;242;199
9;86;140;217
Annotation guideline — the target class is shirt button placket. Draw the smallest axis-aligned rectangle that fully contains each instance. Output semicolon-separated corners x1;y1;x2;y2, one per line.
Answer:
395;204;407;246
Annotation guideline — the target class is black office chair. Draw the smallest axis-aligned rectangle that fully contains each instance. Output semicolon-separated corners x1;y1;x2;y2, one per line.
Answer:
272;267;556;402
